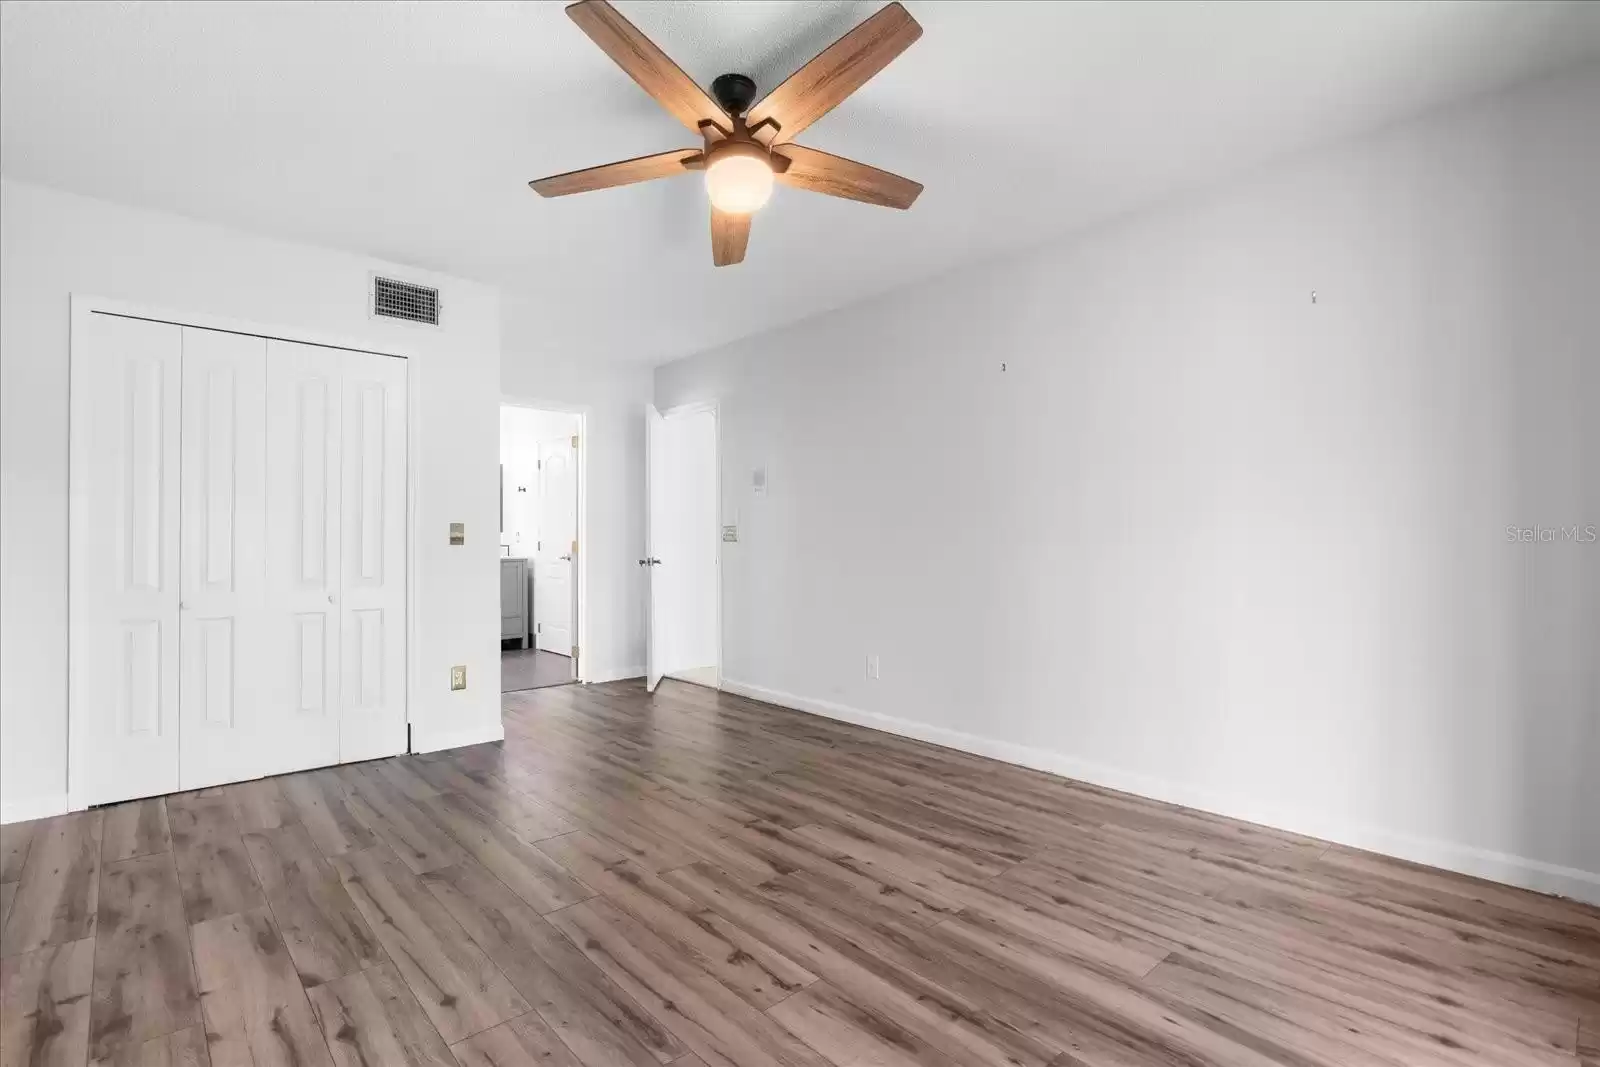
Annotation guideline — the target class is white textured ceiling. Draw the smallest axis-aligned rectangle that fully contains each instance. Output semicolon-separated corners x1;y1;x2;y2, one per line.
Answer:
4;1;1599;364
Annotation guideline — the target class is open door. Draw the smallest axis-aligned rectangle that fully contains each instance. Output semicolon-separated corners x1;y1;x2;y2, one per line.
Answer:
645;404;666;691
645;404;721;693
535;435;576;656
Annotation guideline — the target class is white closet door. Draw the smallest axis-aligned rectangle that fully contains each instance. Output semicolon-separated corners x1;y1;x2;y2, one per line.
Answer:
336;349;408;762
178;329;271;788
264;340;344;774
70;314;183;805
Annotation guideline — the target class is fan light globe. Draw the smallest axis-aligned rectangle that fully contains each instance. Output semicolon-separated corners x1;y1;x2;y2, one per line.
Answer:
705;153;773;214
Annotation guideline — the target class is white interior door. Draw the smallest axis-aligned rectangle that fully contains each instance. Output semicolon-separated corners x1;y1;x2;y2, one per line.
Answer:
662;409;719;678
71;314;183;805
263;339;343;776
265;341;407;771
534;436;575;656
645;404;666;692
645;409;719;689
336;349;409;762
179;328;272;789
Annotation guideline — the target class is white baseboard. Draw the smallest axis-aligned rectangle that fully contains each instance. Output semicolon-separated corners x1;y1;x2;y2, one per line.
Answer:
719;678;1600;907
1;793;69;824
411;723;505;755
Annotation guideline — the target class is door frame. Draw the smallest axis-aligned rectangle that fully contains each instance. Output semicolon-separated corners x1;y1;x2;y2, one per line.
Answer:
657;399;722;689
67;294;420;811
498;396;589;684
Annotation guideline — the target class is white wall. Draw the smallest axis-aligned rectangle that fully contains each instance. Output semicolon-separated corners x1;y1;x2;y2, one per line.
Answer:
501;295;651;682
1;179;505;820
655;66;1600;901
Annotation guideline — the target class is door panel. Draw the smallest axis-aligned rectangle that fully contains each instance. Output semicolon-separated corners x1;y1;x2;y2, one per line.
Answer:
534;437;575;656
179;328;269;788
264;340;343;775
646;405;665;692
72;314;183;805
295;613;329;713
653;410;719;683
337;350;408;762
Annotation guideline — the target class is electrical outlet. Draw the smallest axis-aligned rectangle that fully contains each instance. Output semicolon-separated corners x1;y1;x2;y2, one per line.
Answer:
866;654;880;680
450;665;467;691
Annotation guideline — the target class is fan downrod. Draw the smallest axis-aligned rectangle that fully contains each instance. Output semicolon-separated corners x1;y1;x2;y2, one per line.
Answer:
711;73;758;117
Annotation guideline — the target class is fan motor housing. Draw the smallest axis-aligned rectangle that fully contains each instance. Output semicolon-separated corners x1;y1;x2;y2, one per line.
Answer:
711;73;758;116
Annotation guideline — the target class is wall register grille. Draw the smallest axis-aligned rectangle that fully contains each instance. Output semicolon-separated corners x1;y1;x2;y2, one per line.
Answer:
371;276;440;325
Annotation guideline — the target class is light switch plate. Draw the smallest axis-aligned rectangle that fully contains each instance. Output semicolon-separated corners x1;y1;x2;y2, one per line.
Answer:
450;665;467;691
449;522;465;546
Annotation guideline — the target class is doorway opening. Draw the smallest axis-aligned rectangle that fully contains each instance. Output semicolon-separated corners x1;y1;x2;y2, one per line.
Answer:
646;403;720;691
500;404;581;692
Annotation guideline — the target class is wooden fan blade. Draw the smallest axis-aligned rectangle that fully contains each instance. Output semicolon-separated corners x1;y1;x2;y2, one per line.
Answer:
745;2;922;143
773;144;922;209
566;0;726;131
710;208;751;266
529;149;700;197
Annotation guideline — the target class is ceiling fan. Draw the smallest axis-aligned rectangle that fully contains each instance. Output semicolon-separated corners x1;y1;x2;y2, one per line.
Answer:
530;0;924;266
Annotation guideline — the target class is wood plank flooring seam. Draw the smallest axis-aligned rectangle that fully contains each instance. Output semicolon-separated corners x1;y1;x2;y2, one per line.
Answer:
87;826;202;1066
1137;945;1174;979
439;1000;543;1050
88;832;111;1048
759;979;812;1017
526;904;689;1066
240;816;394;989
166;824;213;1067
0;828;36;889
188;808;353;1067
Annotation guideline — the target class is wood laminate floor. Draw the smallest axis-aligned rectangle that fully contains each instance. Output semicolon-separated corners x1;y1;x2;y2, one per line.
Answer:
502;648;575;692
2;679;1597;1066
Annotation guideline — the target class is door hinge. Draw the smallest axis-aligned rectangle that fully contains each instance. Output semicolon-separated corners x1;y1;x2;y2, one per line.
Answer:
536;623;542;634
537;540;541;551
406;723;412;753
570;434;579;449
570;539;578;555
537;459;542;469
571;644;578;659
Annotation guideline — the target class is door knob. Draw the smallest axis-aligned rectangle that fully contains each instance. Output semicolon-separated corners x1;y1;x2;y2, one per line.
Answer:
328;593;336;604
637;557;661;566
560;554;573;561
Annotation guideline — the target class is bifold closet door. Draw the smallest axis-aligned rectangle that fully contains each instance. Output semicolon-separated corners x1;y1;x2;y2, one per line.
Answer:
70;314;184;805
195;339;407;782
332;347;408;762
73;321;408;806
177;328;277;789
264;341;344;776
